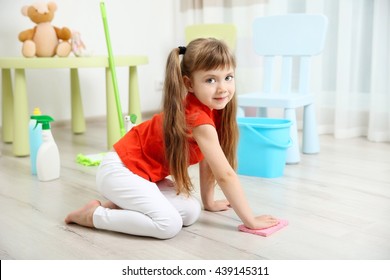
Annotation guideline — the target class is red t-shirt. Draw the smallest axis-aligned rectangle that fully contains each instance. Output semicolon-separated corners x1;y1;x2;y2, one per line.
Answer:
113;93;221;182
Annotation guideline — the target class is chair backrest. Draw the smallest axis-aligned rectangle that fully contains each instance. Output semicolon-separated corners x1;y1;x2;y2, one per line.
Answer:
185;23;237;50
252;14;328;94
253;14;328;56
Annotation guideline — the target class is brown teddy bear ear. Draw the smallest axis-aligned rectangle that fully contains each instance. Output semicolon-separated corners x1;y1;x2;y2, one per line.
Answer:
21;5;29;16
47;2;58;12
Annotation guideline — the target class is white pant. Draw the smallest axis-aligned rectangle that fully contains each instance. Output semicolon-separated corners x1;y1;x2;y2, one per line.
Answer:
94;152;201;239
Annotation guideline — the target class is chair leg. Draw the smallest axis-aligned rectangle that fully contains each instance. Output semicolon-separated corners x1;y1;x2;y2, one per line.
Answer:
2;69;14;143
106;68;121;149
237;106;245;117
302;103;320;154
13;69;30;156
284;108;300;164
257;107;268;117
70;69;86;134
129;66;142;124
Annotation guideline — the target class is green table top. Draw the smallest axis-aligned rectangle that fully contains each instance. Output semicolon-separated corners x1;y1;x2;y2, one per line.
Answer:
0;55;148;69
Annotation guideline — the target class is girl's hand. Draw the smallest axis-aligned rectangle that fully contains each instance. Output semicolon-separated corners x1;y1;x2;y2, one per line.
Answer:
204;199;230;212
245;215;279;229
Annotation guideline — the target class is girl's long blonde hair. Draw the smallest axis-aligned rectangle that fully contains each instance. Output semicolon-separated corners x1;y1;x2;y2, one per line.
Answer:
163;38;238;195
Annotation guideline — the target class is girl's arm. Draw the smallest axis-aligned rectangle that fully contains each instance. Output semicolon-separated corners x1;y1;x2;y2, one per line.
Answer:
193;124;278;229
199;160;230;212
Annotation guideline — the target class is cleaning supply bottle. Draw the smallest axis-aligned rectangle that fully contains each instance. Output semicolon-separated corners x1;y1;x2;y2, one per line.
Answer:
34;115;60;181
29;108;43;175
124;114;137;132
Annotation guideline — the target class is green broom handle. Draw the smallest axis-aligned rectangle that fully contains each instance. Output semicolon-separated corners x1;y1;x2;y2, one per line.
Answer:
100;2;126;137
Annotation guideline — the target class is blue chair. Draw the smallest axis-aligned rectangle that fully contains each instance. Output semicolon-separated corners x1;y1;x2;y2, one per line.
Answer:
238;14;328;163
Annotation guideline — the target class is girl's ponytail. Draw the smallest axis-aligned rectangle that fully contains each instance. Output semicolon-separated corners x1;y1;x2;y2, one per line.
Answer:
163;48;192;195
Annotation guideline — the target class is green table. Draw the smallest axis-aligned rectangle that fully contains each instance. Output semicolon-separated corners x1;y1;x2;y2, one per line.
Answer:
0;55;148;156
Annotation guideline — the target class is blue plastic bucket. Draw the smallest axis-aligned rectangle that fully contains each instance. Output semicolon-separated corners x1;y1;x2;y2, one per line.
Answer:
237;117;292;178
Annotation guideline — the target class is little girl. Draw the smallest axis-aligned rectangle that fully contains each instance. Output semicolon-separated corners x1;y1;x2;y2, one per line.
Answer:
65;38;278;239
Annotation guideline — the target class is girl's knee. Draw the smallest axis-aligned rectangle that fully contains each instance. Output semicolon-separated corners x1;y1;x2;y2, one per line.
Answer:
182;198;201;227
155;212;183;239
154;199;201;239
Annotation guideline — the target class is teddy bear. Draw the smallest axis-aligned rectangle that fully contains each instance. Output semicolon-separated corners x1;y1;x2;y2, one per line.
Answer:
18;2;72;57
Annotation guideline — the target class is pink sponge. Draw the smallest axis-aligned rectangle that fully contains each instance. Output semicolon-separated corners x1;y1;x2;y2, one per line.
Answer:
238;219;288;237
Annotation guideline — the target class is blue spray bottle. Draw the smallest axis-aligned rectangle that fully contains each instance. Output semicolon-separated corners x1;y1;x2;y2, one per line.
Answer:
29;108;42;175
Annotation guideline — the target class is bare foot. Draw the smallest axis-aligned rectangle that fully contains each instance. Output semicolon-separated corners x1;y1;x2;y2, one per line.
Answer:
64;200;101;227
101;200;121;209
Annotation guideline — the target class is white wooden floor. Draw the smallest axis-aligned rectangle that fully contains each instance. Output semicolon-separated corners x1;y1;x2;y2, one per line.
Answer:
1;118;389;260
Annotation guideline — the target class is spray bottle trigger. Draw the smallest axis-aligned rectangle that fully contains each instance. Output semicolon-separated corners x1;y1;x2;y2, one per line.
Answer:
31;115;55;130
130;114;137;124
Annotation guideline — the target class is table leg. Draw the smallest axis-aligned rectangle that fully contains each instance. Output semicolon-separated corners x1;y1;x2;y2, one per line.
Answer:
129;66;142;124
106;68;121;149
70;68;86;134
2;69;14;143
13;69;29;156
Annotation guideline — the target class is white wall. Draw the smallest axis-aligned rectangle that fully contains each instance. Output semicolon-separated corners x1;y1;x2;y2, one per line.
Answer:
0;0;181;123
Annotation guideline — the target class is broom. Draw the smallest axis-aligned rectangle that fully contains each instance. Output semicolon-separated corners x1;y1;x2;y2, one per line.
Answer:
76;1;136;166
